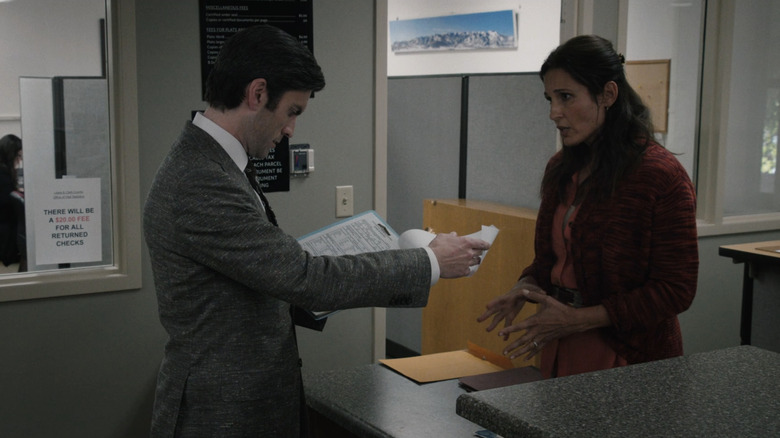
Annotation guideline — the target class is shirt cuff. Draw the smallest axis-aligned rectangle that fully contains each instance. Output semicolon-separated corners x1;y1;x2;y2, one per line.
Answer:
424;247;440;286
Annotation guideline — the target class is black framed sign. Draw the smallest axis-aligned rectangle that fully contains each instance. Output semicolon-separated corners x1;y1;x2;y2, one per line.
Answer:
199;0;313;98
248;137;290;193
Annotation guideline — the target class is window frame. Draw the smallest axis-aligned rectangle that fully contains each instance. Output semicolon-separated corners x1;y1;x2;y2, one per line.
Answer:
0;0;141;302
610;0;780;237
694;0;780;237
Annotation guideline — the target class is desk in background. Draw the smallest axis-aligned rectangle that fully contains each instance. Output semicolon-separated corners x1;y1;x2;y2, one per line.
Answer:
719;240;780;350
457;346;780;437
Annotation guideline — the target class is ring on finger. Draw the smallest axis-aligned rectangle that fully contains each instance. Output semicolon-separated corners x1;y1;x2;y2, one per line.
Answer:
532;340;539;348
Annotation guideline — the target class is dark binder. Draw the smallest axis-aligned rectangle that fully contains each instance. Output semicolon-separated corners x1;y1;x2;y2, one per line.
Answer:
459;366;543;392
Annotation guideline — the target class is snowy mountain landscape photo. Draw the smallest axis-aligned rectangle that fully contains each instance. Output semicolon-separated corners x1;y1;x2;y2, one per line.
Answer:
390;10;516;53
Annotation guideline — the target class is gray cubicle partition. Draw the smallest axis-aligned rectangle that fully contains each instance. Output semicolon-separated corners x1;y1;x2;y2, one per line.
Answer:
386;73;557;354
466;74;555;207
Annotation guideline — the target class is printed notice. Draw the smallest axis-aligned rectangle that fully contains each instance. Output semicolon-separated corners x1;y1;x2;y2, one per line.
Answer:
298;210;399;256
34;178;102;265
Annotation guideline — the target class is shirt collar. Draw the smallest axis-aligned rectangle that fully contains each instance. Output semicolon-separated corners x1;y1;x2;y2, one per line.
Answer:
192;111;248;171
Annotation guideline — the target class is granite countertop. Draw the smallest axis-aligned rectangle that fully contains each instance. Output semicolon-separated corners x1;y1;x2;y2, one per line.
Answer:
303;363;486;437
457;345;780;437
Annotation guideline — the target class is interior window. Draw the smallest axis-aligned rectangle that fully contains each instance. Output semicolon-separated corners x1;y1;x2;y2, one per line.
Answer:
0;0;140;301
625;0;705;181
722;0;780;215
1;0;112;275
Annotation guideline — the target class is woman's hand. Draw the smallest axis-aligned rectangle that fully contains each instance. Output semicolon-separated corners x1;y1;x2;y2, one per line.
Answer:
496;289;611;361
476;280;546;340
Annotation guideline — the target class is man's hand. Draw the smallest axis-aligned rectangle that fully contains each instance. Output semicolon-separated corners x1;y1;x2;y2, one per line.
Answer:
428;232;490;278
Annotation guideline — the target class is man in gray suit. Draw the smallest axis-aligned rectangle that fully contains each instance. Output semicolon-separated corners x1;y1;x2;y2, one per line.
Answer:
144;25;489;437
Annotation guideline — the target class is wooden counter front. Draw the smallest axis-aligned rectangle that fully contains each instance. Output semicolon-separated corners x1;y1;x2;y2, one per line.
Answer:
422;199;539;368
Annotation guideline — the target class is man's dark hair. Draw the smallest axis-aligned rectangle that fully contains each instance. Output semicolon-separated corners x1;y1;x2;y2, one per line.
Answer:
205;25;326;111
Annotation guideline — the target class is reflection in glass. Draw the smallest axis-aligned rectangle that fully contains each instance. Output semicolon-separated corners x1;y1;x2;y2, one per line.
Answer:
724;0;780;215
762;88;778;193
0;134;25;272
626;0;705;180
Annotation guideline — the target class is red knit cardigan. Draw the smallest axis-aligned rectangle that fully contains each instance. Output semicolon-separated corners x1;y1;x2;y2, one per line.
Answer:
521;143;698;364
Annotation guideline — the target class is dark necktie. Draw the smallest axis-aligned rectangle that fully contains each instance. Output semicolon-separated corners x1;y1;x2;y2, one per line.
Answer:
244;162;278;227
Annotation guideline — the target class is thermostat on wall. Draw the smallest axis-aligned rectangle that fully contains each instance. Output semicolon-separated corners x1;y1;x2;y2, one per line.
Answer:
290;144;314;176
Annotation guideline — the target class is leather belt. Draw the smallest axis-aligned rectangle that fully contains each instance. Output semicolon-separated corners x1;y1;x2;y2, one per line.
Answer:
549;286;584;308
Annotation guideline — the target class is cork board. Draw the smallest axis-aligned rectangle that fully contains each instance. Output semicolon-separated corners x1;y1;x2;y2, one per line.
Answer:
625;59;671;133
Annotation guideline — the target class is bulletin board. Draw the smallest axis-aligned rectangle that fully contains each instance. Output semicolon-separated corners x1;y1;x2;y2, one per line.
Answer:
625;59;671;133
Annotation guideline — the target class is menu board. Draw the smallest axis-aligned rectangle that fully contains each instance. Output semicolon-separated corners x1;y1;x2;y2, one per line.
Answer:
199;0;313;98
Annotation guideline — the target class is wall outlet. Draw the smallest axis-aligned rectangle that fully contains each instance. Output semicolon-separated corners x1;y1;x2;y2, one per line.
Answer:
336;185;353;217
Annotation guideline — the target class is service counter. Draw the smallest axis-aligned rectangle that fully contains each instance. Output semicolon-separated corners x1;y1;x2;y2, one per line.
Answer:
457;346;780;437
305;346;780;437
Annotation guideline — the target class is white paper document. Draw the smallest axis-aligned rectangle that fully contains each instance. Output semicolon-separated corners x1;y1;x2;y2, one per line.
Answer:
297;211;499;319
298;210;399;256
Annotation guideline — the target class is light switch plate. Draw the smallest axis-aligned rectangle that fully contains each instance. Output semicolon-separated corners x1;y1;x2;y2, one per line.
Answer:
336;185;353;217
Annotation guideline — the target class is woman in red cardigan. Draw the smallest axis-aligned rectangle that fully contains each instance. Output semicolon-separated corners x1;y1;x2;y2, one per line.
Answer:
478;35;698;378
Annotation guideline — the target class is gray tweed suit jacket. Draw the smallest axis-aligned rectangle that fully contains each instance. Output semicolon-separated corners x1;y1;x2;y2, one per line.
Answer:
144;122;431;437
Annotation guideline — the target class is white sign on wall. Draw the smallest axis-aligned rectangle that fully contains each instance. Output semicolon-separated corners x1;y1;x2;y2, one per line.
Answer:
34;178;102;265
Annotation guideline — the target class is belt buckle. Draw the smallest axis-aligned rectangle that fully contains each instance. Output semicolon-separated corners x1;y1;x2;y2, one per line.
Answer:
552;286;583;308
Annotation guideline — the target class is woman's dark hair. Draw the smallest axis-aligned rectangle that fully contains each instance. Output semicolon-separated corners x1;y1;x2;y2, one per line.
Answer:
205;25;326;111
539;35;656;202
0;134;22;190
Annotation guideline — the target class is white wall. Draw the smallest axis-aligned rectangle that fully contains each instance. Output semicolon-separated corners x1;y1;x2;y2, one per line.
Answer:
0;0;105;135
